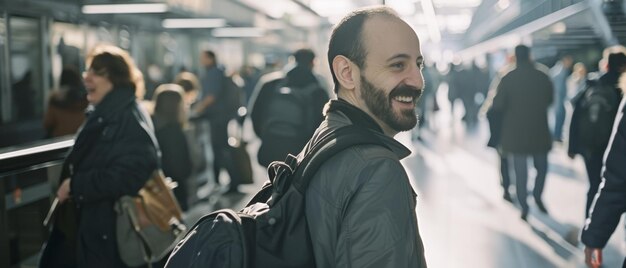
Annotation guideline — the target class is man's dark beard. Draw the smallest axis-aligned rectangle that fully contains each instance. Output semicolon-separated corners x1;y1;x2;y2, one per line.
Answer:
360;75;421;132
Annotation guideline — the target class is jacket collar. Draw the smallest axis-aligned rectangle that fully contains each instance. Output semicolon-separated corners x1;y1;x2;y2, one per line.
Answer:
90;88;136;121
326;99;384;133
326;99;411;159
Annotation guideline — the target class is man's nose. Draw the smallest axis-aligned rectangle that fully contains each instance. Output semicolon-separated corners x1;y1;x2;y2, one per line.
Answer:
405;67;424;89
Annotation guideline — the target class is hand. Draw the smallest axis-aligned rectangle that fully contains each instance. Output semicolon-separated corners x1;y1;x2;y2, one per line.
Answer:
584;247;602;268
57;178;71;203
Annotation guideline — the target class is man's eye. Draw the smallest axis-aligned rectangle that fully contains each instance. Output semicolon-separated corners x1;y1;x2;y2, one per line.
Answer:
391;62;405;69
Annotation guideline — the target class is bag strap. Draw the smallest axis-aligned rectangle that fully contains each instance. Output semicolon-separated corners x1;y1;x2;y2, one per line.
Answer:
132;106;162;169
291;125;389;193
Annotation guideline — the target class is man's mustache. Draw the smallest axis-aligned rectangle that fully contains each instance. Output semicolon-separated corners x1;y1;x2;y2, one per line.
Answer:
390;85;422;100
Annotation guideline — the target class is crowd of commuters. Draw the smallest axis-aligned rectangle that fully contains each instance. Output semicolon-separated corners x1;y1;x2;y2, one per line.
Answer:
36;5;433;267
478;44;626;266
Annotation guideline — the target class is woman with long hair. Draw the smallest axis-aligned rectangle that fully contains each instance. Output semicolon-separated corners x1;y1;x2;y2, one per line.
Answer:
152;84;192;210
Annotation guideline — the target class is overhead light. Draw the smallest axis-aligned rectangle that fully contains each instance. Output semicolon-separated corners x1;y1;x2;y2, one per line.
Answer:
420;0;441;43
241;0;299;19
388;0;416;16
212;27;264;38
162;18;226;29
310;0;354;25
496;0;511;11
551;22;567;34
82;3;168;14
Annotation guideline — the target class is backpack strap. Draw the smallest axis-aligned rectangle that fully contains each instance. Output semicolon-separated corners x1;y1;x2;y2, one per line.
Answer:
291;125;389;193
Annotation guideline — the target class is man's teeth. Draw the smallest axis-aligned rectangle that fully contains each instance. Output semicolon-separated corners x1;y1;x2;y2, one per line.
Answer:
393;96;413;103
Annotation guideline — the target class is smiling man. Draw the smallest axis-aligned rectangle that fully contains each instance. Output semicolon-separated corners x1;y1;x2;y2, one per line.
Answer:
302;6;427;268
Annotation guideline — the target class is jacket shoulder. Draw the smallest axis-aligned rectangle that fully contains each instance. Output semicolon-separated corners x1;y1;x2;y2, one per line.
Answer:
308;143;406;206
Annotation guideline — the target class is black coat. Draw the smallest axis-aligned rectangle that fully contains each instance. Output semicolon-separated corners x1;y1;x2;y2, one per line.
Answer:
581;98;626;249
64;88;158;267
491;63;553;154
568;71;622;156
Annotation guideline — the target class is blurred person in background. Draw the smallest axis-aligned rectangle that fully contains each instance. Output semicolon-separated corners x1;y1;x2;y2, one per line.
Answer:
550;54;574;142
133;68;154;113
43;67;89;137
249;48;330;167
173;71;200;107
412;61;439;141
491;45;554;221
239;65;261;105
569;52;626;218
482;52;516;203
152;84;192;211
41;44;159;268
12;70;35;120
563;62;587;143
193;50;230;189
580;72;626;268
173;71;207;180
567;62;588;102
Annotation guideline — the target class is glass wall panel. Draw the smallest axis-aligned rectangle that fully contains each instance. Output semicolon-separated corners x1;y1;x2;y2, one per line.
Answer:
9;16;42;122
0;14;7;124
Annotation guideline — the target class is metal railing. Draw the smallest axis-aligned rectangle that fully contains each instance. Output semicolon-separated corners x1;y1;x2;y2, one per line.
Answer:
0;136;73;268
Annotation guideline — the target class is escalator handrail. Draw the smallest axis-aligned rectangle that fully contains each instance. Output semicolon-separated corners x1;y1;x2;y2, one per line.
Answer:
0;137;74;177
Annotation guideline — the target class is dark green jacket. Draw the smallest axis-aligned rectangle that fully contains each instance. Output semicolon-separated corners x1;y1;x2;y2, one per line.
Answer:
304;105;427;268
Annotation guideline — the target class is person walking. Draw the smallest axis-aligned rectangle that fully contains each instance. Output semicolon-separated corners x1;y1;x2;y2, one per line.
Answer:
491;45;554;221
569;51;626;218
580;75;626;268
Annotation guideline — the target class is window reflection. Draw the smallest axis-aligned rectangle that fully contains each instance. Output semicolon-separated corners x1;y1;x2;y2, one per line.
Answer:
51;22;85;88
0;16;6;123
9;16;42;122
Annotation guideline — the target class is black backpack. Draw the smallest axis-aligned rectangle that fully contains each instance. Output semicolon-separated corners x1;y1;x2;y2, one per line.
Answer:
257;79;327;167
165;126;387;268
570;79;620;154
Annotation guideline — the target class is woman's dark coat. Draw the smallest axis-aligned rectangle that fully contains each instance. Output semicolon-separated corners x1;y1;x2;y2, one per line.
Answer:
63;88;158;267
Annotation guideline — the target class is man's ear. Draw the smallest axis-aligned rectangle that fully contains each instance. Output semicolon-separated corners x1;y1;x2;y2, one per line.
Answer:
332;56;357;91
